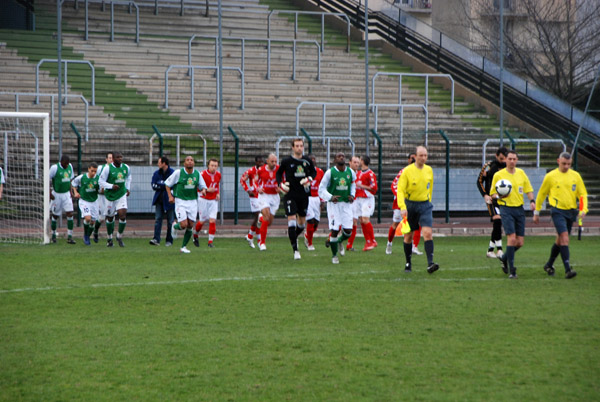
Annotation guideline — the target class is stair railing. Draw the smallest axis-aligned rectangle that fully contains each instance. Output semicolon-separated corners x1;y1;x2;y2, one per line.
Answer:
35;59;95;106
482;138;566;168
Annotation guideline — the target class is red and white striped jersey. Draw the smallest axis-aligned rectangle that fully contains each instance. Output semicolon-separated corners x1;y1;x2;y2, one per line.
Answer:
256;164;280;195
240;165;260;198
391;169;403;210
200;169;221;200
310;167;325;197
355;168;377;198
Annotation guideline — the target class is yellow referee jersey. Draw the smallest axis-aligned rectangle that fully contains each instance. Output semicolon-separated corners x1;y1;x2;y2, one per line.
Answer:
535;168;588;213
490;168;533;207
397;163;433;210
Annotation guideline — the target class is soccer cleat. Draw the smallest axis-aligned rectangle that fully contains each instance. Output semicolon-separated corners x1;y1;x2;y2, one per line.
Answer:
208;242;215;248
165;242;172;247
245;235;255;249
66;238;76;245
496;250;504;259
180;246;191;254
325;238;331;248
486;251;497;258
339;245;345;256
307;245;316;251
193;236;199;248
294;251;301;260
427;263;440;274
412;246;422;255
93;232;99;243
171;222;178;239
51;234;57;243
332;256;340;264
544;264;556;276
404;263;412;273
386;242;393;255
346;246;355;252
509;274;518;279
362;242;375;252
372;240;378;248
499;255;509;274
259;243;267;251
304;234;310;249
565;270;577;279
107;239;114;247
149;239;159;246
83;235;91;246
117;237;125;247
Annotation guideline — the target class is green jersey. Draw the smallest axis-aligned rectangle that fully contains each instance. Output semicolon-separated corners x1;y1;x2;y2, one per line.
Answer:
51;163;73;193
100;163;131;201
0;166;4;185
167;168;202;200
327;166;355;202
73;173;99;202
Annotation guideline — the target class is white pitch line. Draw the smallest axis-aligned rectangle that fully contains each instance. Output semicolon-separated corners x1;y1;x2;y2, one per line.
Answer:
0;266;555;294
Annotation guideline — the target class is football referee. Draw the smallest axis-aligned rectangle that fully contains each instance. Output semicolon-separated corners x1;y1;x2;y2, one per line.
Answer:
534;152;588;279
276;138;316;260
397;146;439;274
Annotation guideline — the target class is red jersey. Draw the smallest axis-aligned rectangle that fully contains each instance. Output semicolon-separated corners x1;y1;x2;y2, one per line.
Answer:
310;167;325;197
355;168;377;198
200;169;221;200
240;165;260;198
256;164;280;195
391;169;403;210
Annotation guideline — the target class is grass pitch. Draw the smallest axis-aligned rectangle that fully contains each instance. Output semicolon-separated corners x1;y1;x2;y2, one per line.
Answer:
1;235;599;401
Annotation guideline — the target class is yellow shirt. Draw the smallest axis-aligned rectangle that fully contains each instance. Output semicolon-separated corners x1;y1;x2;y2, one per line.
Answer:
397;163;433;210
490;167;534;207
535;168;588;213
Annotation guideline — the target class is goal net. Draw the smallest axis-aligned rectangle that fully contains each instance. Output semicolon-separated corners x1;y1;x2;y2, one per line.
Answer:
0;112;50;244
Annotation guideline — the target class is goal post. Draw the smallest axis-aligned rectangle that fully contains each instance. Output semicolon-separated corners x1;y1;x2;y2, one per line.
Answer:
0;112;50;244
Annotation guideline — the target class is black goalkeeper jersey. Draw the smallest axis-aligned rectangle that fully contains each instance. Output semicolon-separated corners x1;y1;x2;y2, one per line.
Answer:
276;155;316;197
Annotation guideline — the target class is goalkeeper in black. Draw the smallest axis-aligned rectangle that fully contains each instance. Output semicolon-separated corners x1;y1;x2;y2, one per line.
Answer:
276;137;316;260
477;146;508;259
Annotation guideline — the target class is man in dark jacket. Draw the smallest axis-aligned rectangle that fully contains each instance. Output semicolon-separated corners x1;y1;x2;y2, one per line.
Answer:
150;156;175;246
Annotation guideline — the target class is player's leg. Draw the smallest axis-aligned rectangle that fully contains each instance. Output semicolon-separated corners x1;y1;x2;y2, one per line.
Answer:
151;204;163;245
179;200;197;253
116;207;127;247
165;207;175;246
387;210;402;254
105;200;116;247
417;201;438;273
59;192;75;244
65;212;75;244
285;196;301;256
486;203;497;257
207;202;218;247
93;195;105;243
550;208;577;278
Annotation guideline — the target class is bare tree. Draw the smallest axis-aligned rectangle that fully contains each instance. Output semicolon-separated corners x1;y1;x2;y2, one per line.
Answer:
462;0;600;105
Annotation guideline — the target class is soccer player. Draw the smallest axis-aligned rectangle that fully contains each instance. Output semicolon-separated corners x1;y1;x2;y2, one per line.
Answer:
397;146;439;274
256;153;280;251
71;162;100;246
304;154;325;251
98;151;131;248
276;138;317;260
194;158;221;248
165;155;207;254
386;153;423;255
490;150;536;279
150;156;175;246
534;152;588;279
49;154;75;244
344;155;362;252
93;152;113;243
0;165;4;201
319;152;356;264
240;155;265;248
477;146;508;258
355;155;378;251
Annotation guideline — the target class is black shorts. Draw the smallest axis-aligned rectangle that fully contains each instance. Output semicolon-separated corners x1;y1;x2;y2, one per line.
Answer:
487;199;501;221
284;193;309;217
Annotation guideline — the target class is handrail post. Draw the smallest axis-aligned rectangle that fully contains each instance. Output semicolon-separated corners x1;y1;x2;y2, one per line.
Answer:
110;1;114;41
292;40;296;80
321;14;325;52
164;67;170;108
267;40;271;79
69;122;83;227
85;0;88;40
438;130;450;223
370;129;382;223
152;125;164;157
300;128;312;154
504;129;516;149
227;126;239;224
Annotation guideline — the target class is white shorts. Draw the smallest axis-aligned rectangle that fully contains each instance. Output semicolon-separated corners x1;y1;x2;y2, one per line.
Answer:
306;196;321;222
78;199;99;221
328;202;354;230
392;209;403;223
105;194;128;217
356;197;375;218
175;198;198;222
97;194;108;219
249;197;261;213
50;191;74;215
352;199;361;219
258;193;280;216
198;197;218;221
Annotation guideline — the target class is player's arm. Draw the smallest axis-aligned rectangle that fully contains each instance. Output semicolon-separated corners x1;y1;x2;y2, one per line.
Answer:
397;170;409;213
348;170;357;203
576;175;589;216
428;167;434;202
98;166;116;191
275;161;285;184
317;170;333;202
71;175;82;199
197;172;208;196
476;162;489;198
534;175;551;215
151;170;165;191
48;164;58;199
124;165;132;196
164;169;180;203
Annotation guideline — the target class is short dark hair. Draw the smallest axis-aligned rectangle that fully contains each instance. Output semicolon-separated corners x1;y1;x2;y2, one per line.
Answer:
88;162;98;169
507;150;518;157
255;155;264;163
496;147;508;157
106;152;113;158
291;137;304;147
208;158;219;165
60;154;70;163
113;151;122;158
408;153;416;163
361;155;371;166
159;156;169;166
559;152;571;159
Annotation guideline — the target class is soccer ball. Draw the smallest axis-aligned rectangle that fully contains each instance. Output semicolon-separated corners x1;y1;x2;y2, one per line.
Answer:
495;179;513;197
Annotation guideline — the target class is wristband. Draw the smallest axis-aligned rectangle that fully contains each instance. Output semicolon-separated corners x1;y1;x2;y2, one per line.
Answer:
533;210;539;216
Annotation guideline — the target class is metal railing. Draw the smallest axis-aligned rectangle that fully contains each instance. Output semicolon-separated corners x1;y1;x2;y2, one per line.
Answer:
267;10;351;53
371;72;455;114
149;132;207;167
164;64;244;110
110;1;140;43
188;35;321;81
35;59;95;106
482;138;566;168
296;101;428;143
1;92;90;141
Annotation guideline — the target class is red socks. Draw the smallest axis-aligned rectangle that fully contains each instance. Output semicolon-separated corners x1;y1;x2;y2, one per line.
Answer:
387;225;395;242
